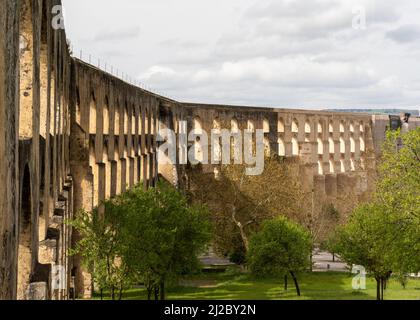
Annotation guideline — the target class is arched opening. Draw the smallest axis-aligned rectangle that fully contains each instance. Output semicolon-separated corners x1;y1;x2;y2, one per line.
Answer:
329;159;335;173
350;158;356;171
213;119;221;162
329;137;334;154
104;145;111;199
350;122;355;133
114;103;120;136
305;120;311;134
360;122;364;133
103;97;109;135
247;120;255;132
318;161;323;175
75;88;81;125
292;119;299;133
318;138;323;155
318;121;323;135
264;137;270;157
340;121;345;133
131;104;136;135
360;136;365;152
340;137;345;154
145;108;149;135
329;121;334;134
17;165;32;300
89;93;97;134
133;105;139;137
213;118;221;131
193;117;204;162
231;118;239;132
350;136;356;153
137;105;142;137
263;118;270;133
292;137;299;156
278;138;285;156
340;159;346;173
304;120;311;142
114;144;121;195
89;140;99;207
124;103;129;135
278;117;285;133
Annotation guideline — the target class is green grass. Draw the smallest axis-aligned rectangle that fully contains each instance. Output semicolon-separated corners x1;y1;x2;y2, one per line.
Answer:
98;268;420;300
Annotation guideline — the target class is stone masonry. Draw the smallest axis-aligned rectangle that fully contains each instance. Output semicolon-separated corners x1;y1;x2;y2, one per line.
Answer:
0;0;419;300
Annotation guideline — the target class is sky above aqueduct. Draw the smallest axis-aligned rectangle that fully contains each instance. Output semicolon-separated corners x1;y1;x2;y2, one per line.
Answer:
62;0;420;110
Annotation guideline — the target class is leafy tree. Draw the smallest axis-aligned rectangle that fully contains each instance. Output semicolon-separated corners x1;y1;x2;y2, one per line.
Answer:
68;205;130;300
377;128;420;275
119;182;212;300
187;155;303;258
329;128;420;300
330;203;395;300
246;216;312;296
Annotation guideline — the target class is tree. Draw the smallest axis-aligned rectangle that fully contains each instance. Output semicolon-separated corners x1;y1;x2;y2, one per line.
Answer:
187;155;304;259
246;216;312;296
120;182;212;300
68;205;130;300
329;128;420;300
377;128;420;275
330;203;396;300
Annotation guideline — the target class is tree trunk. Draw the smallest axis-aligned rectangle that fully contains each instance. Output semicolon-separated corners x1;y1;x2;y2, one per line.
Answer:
231;207;250;252
381;278;385;301
147;287;152;301
111;286;115;300
332;253;335;262
160;281;165;301
154;285;159;301
119;284;123;300
100;289;103;301
309;252;313;272
290;271;301;297
375;278;380;301
284;275;288;291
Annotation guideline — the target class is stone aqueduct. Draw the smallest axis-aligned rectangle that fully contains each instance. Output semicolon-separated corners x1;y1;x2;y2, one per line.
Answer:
0;0;419;300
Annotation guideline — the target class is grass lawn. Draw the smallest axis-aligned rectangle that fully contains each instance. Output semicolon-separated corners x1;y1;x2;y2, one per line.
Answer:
101;268;420;300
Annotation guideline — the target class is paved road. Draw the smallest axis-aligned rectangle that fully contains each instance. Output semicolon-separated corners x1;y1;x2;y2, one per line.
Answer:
200;249;349;272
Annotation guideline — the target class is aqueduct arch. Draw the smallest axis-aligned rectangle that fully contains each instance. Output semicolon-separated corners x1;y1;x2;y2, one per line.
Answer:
17;165;33;300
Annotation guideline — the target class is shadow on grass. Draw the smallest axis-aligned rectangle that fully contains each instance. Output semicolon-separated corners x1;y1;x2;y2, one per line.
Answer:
95;271;420;301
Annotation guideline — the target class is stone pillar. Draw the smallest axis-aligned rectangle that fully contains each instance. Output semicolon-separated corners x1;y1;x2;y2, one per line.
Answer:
0;0;20;300
284;116;293;157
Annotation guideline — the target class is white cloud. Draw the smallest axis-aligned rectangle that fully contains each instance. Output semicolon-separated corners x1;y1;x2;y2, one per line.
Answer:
63;0;420;109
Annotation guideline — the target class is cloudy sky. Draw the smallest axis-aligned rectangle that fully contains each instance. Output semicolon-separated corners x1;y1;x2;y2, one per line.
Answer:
62;0;420;110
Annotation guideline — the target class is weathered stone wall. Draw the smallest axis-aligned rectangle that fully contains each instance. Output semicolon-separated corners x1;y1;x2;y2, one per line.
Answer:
0;0;20;301
173;103;377;218
1;0;419;301
69;59;172;297
1;0;75;300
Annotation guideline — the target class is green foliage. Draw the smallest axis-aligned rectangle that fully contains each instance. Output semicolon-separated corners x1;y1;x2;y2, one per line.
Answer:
330;127;420;300
377;128;420;274
247;216;312;296
69;181;212;300
331;203;393;277
247;216;312;277
68;206;131;299
378;127;420;219
119;182;212;299
187;155;304;259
